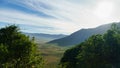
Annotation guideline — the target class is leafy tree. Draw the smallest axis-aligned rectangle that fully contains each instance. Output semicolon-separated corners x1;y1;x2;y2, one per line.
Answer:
0;25;44;68
60;44;82;68
60;23;120;68
103;24;120;68
77;35;106;68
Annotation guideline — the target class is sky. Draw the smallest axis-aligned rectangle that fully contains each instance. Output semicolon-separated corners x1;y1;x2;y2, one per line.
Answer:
0;0;120;35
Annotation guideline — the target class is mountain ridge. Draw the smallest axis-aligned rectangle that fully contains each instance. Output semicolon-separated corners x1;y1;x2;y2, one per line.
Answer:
24;33;67;43
48;22;120;46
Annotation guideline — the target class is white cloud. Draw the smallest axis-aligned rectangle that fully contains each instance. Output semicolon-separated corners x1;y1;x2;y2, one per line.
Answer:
0;0;120;34
0;9;79;34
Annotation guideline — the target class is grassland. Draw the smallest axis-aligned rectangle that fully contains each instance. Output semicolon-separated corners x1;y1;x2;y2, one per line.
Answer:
37;43;68;68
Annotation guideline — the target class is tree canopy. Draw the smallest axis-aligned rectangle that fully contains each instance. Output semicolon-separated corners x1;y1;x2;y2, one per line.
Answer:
0;25;44;68
60;23;120;68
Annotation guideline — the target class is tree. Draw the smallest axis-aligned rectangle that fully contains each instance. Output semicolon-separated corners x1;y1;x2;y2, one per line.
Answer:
77;35;106;68
60;23;120;68
103;24;120;68
0;25;44;68
60;44;82;68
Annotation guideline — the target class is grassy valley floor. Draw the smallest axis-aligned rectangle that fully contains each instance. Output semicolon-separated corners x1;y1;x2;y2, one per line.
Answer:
37;43;68;68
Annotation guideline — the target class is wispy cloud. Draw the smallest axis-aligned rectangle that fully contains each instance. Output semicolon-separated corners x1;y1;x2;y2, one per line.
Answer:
0;0;120;34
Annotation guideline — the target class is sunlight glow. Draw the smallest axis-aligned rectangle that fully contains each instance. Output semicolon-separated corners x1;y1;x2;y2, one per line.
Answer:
94;1;114;18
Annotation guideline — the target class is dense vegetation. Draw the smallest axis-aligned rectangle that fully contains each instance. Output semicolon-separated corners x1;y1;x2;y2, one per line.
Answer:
0;25;44;68
60;24;120;68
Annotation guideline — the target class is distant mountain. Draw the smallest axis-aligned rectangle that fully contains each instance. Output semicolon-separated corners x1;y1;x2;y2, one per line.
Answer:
48;22;120;46
24;33;67;43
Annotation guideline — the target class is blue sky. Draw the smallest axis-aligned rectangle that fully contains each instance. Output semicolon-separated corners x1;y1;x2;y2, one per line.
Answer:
0;0;120;34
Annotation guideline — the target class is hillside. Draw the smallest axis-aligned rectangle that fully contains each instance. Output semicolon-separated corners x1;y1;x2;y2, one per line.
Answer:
48;22;120;46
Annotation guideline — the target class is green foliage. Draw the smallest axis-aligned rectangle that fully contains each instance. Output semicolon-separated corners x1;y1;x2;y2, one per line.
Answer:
0;25;44;68
60;23;120;68
60;44;82;68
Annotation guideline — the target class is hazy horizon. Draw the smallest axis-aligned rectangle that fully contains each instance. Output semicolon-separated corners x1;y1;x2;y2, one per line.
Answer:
0;0;120;34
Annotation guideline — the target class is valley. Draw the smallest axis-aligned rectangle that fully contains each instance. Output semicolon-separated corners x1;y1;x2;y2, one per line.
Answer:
37;43;68;68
